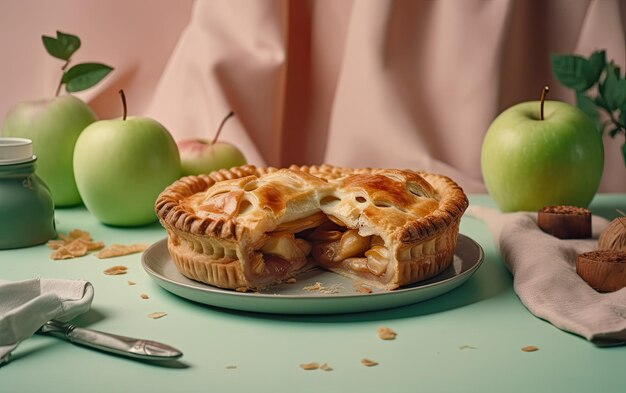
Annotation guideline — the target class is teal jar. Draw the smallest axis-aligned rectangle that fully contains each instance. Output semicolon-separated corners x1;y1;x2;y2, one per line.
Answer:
0;138;56;249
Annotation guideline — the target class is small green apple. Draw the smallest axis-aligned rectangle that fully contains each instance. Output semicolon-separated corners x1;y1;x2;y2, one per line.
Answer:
2;95;97;206
177;111;246;175
178;139;246;175
73;91;181;226
481;87;604;212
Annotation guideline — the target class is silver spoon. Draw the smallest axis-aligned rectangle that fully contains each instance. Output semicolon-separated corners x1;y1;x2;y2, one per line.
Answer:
38;320;183;361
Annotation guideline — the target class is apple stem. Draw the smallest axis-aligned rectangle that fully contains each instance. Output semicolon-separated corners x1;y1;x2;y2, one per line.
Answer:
540;86;549;120
211;111;235;145
55;81;63;97
55;59;71;97
119;89;128;121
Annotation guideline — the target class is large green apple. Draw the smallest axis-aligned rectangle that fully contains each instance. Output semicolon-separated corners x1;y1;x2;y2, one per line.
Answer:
73;116;181;226
481;99;604;212
2;95;97;206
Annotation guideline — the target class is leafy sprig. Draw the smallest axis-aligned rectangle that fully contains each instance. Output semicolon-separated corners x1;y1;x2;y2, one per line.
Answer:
551;50;626;165
42;31;113;96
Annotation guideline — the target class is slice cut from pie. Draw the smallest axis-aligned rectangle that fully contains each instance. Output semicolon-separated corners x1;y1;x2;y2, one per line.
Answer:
156;165;468;291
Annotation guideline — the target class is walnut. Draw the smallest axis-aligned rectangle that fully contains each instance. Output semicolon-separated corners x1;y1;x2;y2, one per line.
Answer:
599;216;626;252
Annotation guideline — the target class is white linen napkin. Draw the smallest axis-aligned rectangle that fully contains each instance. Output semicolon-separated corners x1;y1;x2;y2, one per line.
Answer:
468;205;626;345
0;278;93;365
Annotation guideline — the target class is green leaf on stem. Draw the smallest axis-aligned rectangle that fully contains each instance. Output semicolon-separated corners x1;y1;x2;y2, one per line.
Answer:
595;95;610;112
62;63;113;93
576;92;605;134
550;52;601;92
576;91;598;121
622;141;626;166
587;50;606;82
41;31;81;61
603;63;626;111
56;31;80;58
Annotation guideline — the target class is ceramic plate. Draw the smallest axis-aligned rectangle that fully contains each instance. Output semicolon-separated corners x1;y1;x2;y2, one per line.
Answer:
141;234;484;315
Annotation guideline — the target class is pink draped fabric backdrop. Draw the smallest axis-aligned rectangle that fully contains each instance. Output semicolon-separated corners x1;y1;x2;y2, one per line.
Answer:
1;0;624;193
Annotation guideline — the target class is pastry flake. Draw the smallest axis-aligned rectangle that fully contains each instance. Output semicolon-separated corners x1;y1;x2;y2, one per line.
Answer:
377;327;397;340
156;165;468;291
96;243;149;259
103;265;128;275
48;229;104;260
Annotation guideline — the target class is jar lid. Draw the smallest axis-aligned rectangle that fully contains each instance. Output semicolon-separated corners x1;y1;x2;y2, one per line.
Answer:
0;137;35;165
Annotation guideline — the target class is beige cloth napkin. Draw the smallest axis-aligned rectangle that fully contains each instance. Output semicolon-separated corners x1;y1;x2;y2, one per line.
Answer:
0;278;94;365
468;205;626;345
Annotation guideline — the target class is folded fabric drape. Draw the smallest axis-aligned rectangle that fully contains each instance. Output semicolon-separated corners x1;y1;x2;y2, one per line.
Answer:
146;0;625;192
1;0;624;192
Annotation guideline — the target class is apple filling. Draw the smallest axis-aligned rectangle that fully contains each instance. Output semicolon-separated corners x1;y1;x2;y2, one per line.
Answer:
246;213;326;281
249;215;392;284
249;232;312;278
306;221;389;278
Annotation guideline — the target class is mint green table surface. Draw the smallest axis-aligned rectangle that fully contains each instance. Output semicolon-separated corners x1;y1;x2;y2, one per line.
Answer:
1;194;625;393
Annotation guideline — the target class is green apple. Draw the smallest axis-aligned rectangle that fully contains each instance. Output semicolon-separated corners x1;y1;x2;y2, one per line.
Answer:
2;95;97;206
178;139;246;176
177;111;246;175
73;106;181;226
481;91;604;212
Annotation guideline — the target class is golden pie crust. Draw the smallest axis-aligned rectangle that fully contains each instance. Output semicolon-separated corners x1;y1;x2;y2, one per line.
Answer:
155;165;468;291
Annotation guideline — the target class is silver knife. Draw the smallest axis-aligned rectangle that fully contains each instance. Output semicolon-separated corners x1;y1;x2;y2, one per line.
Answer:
38;320;183;361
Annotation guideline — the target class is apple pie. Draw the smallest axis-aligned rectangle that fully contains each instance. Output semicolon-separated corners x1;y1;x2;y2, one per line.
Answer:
155;165;468;291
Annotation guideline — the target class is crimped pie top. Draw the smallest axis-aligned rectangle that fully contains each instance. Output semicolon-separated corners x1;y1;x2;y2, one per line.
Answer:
155;164;468;248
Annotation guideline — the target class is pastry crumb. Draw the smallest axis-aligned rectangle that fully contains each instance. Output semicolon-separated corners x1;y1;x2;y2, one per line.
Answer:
521;345;539;352
226;365;237;369
299;362;319;370
361;358;378;367
303;282;323;291
148;312;167;319
319;363;333;371
459;345;477;350
286;278;297;284
127;280;136;285
103;265;128;275
140;293;149;299
320;284;342;294
303;282;342;294
354;283;372;294
235;287;250;293
377;327;397;340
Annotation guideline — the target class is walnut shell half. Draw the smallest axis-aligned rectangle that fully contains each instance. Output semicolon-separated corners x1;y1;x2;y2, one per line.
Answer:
537;205;591;239
576;250;626;292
